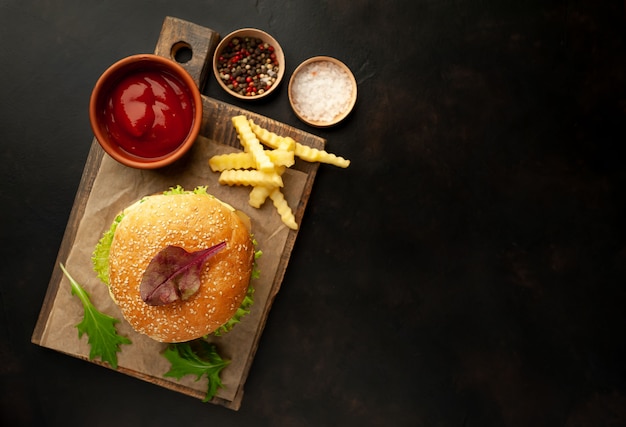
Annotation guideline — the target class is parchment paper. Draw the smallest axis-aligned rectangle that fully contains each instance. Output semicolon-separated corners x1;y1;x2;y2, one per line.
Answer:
37;135;306;404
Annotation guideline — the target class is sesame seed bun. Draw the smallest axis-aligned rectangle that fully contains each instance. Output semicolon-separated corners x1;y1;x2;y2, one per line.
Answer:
107;192;254;343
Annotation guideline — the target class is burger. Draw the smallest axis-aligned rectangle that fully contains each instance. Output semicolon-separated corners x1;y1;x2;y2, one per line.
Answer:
91;186;258;343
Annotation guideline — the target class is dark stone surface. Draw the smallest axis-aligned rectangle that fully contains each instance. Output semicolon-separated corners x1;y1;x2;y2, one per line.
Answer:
1;1;625;426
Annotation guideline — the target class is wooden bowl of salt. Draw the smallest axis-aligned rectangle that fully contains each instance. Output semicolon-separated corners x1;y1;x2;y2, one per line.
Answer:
288;56;357;127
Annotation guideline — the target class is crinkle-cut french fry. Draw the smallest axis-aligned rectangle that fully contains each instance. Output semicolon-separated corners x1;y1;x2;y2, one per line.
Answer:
280;137;296;151
248;185;272;208
269;187;298;230
209;152;256;172
268;149;295;167
248;120;296;151
294;144;351;168
209;150;294;171
249;118;350;168
219;169;283;188
211;115;350;230
232;116;275;172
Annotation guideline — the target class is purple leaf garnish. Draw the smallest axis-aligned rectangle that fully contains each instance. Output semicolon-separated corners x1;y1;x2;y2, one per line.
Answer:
140;242;226;306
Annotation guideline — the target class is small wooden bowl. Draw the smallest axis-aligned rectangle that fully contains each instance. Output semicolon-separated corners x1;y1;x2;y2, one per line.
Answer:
288;56;357;127
213;28;285;100
89;54;202;169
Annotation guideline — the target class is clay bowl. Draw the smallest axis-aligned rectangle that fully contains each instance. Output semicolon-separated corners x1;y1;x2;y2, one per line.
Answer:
213;28;285;100
288;56;357;127
89;54;202;169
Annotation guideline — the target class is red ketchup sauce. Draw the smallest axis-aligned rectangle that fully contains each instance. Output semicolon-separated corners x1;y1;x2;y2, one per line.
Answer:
103;69;194;158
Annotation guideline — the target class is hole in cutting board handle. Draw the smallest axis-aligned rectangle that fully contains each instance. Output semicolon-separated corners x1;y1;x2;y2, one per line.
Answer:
154;17;221;90
171;41;193;64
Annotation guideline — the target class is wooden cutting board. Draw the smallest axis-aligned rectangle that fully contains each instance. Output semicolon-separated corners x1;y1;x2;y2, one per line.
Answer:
31;16;325;410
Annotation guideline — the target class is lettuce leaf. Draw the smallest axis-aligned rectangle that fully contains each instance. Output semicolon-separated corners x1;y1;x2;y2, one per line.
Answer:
162;185;209;196
92;213;124;285
214;285;255;336
251;237;262;280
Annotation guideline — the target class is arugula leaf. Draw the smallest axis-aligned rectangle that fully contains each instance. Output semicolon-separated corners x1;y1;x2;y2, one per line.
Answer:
60;263;131;369
163;341;230;402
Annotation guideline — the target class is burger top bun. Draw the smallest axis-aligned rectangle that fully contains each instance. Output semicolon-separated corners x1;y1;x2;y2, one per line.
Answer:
108;192;254;343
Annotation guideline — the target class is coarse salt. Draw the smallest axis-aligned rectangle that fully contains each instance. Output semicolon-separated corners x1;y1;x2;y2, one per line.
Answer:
291;60;354;124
